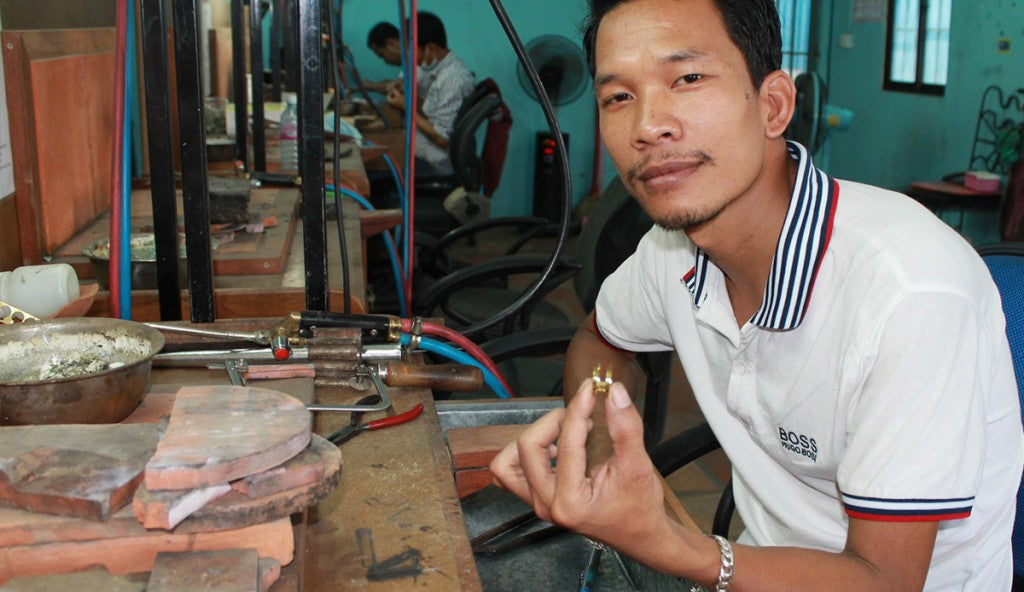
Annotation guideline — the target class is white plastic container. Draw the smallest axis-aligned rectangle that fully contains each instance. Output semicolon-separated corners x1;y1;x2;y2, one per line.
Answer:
0;263;80;319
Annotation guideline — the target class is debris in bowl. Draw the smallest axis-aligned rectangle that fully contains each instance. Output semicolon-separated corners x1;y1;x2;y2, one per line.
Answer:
0;331;152;383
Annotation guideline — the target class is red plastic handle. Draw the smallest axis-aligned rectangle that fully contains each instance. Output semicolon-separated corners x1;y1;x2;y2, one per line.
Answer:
366;403;424;430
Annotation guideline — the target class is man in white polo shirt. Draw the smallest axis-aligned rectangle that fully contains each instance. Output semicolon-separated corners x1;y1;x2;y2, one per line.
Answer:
488;0;1024;590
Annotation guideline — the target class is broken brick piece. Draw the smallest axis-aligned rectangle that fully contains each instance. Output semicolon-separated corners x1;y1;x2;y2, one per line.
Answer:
144;386;311;491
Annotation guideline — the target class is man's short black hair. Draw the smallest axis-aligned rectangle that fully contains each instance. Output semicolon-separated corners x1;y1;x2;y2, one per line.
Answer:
367;21;399;49
415;11;448;49
582;0;782;88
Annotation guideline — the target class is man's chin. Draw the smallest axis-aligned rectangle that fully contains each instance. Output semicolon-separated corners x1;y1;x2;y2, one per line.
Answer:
648;209;714;233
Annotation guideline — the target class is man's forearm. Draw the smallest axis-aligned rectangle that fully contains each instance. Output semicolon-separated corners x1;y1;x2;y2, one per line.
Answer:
642;518;936;592
414;116;448;149
564;312;644;402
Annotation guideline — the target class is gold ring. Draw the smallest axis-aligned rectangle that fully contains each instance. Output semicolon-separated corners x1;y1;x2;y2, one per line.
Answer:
591;364;613;395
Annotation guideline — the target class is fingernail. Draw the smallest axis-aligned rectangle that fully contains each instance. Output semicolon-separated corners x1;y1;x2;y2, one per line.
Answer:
610;384;630;409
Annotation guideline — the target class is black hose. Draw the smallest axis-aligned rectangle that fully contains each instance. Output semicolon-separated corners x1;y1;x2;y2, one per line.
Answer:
327;0;351;313
455;0;573;339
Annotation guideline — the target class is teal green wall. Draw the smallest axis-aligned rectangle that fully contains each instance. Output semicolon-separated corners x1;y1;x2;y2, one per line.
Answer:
825;0;1023;244
340;0;597;217
341;1;1024;241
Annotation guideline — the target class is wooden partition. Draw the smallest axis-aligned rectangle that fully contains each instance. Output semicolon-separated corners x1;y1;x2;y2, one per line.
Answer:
2;28;116;263
0;196;20;269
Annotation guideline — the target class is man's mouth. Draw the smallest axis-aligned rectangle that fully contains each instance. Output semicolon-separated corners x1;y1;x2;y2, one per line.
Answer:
636;161;701;183
628;151;713;190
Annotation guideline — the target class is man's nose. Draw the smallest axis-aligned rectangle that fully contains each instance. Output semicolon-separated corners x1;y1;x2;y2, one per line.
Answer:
632;91;681;147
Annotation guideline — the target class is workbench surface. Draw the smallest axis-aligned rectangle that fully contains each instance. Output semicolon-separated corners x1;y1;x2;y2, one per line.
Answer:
306;388;482;591
155;359;482;591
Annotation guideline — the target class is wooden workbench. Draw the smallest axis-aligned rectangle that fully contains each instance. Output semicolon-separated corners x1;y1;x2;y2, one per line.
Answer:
152;317;481;590
147;353;482;591
306;388;482;591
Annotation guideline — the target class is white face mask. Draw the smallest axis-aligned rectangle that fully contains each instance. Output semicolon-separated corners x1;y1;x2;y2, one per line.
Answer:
419;46;441;71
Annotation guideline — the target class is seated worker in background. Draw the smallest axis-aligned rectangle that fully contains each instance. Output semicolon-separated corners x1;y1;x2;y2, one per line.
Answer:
489;0;1024;590
385;11;474;177
360;21;403;94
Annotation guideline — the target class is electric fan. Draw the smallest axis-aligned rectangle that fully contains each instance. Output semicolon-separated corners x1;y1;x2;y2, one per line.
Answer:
787;71;853;155
515;34;588;107
515;35;588;220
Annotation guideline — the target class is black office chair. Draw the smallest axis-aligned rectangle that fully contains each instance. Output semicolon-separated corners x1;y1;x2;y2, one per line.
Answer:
414;79;512;238
975;243;1024;591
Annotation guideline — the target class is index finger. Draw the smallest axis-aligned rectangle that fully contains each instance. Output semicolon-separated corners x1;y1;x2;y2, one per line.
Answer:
554;378;598;494
515;407;567;506
490;407;564;503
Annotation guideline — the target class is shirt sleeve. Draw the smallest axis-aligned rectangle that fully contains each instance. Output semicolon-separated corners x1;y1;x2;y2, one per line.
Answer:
837;290;991;522
422;69;472;140
594;228;678;352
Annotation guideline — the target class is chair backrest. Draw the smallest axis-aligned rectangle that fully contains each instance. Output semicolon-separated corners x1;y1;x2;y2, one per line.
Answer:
966;86;1024;176
573;176;673;447
449;78;511;196
450;93;502;193
574;176;655;312
1000;158;1024;242
977;243;1024;578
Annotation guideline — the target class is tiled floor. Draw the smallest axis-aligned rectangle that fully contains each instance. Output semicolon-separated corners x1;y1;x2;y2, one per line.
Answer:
438;222;740;537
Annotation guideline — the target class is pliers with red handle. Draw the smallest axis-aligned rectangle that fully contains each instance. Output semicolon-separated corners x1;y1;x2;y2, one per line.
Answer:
327;394;425;445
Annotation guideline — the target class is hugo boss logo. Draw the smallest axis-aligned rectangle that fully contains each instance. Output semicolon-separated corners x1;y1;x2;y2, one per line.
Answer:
778;427;818;462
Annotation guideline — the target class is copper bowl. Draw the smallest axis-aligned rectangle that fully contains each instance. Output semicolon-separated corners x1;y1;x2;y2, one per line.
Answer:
0;318;165;425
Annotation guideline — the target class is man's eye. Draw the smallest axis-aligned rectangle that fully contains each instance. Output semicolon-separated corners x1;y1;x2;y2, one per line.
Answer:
601;92;631;106
678;74;703;84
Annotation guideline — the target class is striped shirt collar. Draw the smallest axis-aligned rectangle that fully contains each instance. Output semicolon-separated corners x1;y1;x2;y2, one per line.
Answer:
682;141;838;330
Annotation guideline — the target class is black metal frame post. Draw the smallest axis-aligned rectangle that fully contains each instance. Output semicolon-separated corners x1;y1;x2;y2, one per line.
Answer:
282;0;297;93
171;0;216;323
140;0;182;321
296;0;327;311
230;0;248;168
269;0;283;101
249;0;267;171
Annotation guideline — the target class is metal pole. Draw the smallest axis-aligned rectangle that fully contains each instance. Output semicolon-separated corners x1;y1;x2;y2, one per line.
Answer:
296;0;327;311
249;0;266;171
171;0;216;323
269;0;283;101
230;0;247;168
282;0;297;93
139;0;182;320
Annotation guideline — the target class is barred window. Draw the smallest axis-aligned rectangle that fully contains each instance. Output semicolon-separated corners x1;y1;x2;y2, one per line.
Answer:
884;0;951;95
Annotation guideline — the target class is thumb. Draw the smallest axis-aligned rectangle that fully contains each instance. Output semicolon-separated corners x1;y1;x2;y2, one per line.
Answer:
604;382;648;459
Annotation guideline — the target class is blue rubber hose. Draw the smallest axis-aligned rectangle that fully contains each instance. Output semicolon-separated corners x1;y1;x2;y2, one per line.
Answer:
119;0;136;319
401;334;511;399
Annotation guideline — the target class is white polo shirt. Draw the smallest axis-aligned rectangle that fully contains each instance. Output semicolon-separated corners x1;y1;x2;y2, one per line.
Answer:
595;142;1023;591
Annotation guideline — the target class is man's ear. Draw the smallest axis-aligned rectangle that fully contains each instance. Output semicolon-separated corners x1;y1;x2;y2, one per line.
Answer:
760;70;796;139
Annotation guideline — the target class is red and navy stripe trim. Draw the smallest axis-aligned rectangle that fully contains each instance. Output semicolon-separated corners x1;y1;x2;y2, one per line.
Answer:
841;491;974;522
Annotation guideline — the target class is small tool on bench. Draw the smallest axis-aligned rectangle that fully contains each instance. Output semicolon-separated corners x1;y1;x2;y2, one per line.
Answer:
326;394;424;445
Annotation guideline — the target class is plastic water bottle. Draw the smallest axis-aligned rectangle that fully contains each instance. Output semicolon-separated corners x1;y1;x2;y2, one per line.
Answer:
279;92;299;171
